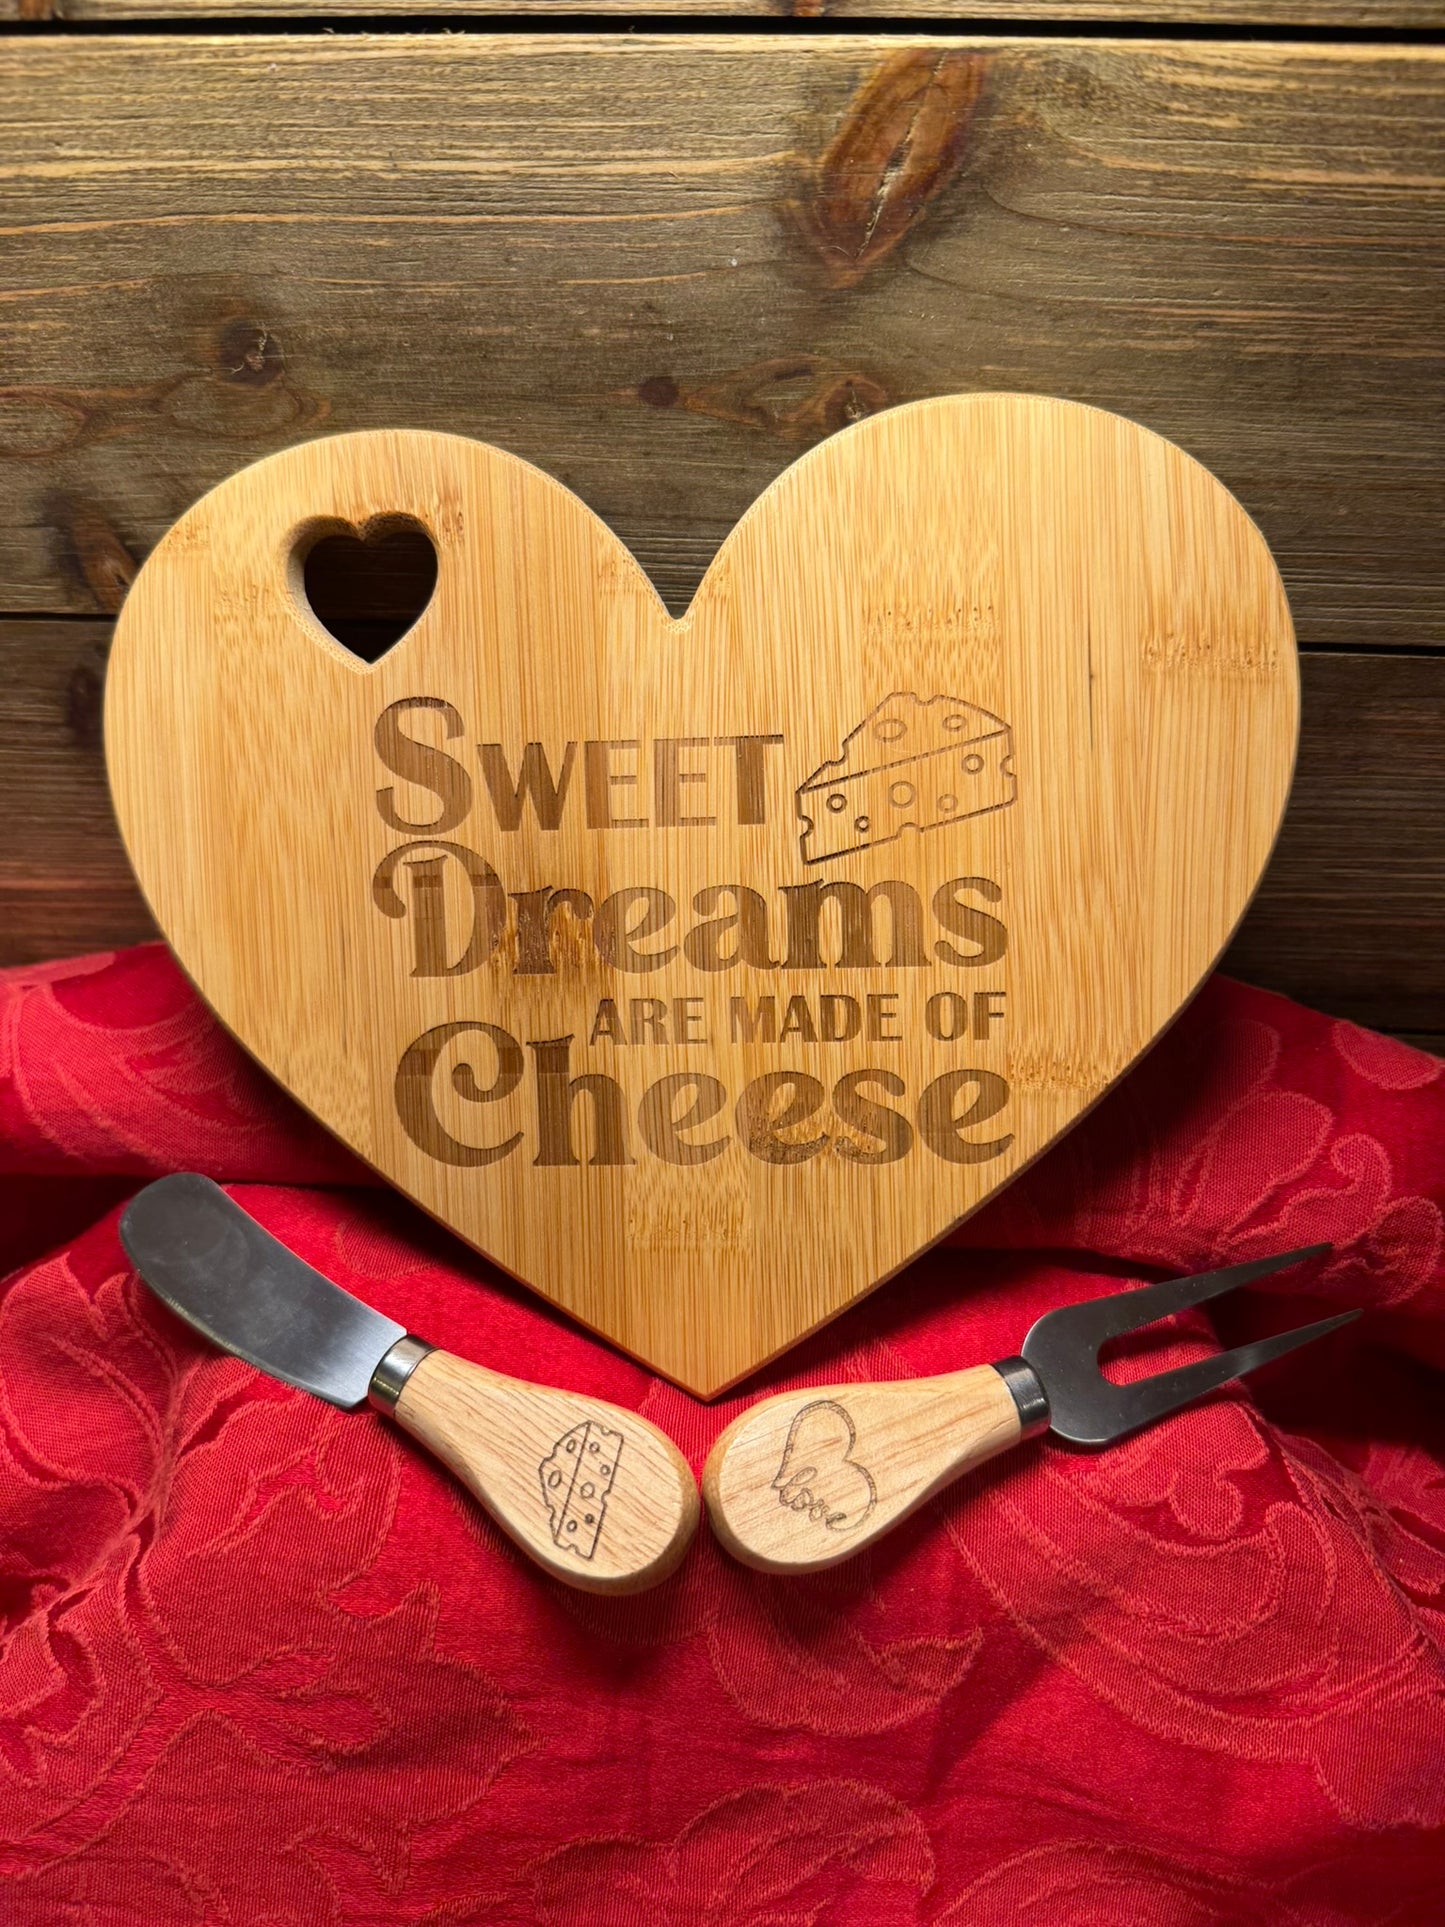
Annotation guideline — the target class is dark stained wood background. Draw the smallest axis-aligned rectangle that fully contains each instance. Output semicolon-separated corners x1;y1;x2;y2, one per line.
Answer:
1;26;1441;1048
5;3;1445;22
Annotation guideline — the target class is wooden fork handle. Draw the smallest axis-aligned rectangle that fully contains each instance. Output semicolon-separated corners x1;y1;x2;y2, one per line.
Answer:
702;1365;1026;1574
392;1350;699;1593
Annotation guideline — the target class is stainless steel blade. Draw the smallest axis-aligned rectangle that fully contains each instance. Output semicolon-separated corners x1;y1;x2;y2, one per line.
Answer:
120;1173;406;1409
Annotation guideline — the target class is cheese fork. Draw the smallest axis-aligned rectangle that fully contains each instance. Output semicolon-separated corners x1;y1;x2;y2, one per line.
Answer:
703;1247;1356;1575
121;1174;698;1594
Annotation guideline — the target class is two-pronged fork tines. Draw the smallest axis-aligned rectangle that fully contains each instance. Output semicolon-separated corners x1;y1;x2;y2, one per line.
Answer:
703;1244;1359;1576
1016;1243;1357;1447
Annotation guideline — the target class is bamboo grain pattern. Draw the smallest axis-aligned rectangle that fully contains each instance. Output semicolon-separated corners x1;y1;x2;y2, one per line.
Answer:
105;397;1300;1392
7;624;1439;1043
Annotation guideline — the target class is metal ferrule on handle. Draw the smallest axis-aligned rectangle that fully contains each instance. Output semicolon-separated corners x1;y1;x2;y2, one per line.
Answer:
992;1356;1051;1439
369;1334;436;1411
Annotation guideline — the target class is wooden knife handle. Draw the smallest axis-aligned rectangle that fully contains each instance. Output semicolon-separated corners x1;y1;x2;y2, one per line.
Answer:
391;1350;699;1593
702;1366;1024;1575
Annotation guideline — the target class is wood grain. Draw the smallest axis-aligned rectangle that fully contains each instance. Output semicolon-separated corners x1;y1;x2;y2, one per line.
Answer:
2;639;1441;1046
102;404;1300;1392
0;32;1439;1054
392;1348;699;1592
1225;651;1445;1038
1;36;1442;654
5;2;1443;21
0;620;161;961
703;1363;1023;1574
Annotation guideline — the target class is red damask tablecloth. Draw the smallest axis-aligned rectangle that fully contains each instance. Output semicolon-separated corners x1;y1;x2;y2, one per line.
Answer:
2;944;1444;1924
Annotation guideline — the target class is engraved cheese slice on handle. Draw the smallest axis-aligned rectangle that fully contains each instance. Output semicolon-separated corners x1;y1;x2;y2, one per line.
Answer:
120;1175;699;1593
539;1420;624;1560
104;395;1301;1395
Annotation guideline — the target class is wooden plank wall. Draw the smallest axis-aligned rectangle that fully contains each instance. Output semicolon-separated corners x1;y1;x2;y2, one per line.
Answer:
6;2;1445;21
0;24;1441;1049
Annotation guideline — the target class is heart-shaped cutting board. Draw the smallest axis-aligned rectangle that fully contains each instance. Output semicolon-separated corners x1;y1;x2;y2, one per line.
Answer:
105;396;1298;1396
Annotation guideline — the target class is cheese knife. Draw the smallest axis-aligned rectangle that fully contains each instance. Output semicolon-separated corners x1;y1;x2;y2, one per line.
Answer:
120;1173;699;1593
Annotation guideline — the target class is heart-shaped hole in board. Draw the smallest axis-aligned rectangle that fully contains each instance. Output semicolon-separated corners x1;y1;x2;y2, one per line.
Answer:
107;407;1302;1396
300;518;438;663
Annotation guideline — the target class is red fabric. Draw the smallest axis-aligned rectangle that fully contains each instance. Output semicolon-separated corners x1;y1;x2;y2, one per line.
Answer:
2;943;1444;1924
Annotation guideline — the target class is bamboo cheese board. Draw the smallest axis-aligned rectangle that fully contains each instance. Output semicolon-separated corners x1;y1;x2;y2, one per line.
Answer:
104;395;1299;1397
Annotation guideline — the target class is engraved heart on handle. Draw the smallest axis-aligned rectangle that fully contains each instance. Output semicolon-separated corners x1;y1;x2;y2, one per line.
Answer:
105;396;1298;1396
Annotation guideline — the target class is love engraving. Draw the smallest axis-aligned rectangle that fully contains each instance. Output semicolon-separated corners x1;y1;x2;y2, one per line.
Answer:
771;1400;878;1534
372;692;1018;1175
